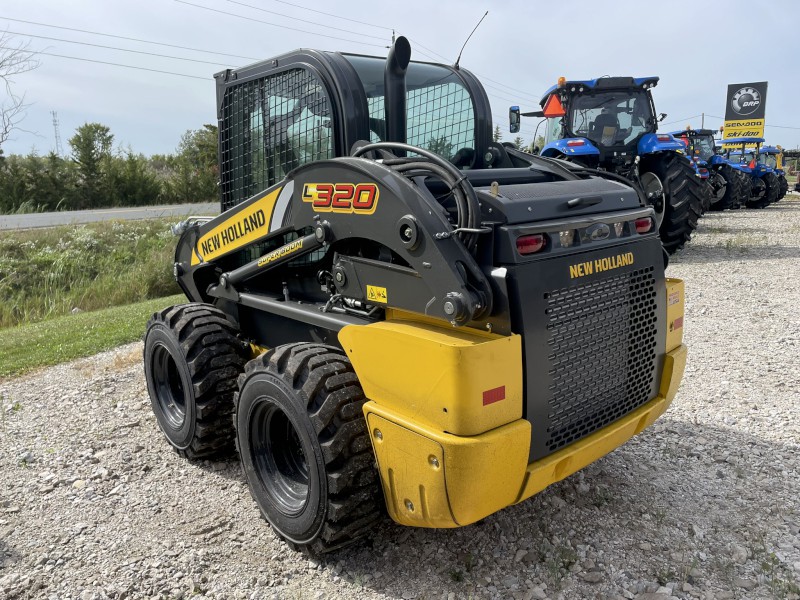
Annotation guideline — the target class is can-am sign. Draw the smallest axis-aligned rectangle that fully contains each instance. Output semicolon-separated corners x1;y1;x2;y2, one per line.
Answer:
723;81;768;146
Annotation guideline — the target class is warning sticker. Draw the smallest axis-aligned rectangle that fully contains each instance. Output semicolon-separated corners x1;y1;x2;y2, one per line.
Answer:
366;285;388;304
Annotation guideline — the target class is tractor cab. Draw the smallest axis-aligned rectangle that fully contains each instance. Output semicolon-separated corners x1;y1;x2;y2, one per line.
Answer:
532;77;684;170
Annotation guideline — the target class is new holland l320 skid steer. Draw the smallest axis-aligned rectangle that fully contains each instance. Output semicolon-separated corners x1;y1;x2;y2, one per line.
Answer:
143;38;687;554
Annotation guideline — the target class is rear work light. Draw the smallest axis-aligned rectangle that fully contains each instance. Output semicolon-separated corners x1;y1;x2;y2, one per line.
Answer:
516;234;546;255
634;217;653;234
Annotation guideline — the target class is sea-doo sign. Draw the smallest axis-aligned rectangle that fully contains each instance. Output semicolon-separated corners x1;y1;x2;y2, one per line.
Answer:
722;81;768;145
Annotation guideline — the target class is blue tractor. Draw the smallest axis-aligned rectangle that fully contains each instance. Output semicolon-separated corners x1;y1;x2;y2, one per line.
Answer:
723;137;781;209
511;76;704;255
758;145;789;200
671;128;751;211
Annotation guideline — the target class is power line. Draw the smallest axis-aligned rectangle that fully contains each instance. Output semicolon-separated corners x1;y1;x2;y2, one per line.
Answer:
661;115;702;127
174;0;387;49
6;29;233;67
0;46;209;80
267;0;389;31
0;16;258;60
224;0;387;41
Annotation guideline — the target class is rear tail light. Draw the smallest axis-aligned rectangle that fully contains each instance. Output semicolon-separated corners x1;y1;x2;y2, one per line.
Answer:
657;134;672;142
566;140;585;147
634;218;653;234
516;234;546;255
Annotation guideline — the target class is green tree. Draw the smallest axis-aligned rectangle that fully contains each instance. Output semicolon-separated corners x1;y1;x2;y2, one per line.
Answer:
513;136;525;150
529;135;545;154
106;151;162;207
427;135;454;159
160;125;219;204
69;123;114;209
493;124;503;143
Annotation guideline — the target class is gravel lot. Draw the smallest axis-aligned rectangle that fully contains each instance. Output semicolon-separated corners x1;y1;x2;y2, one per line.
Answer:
2;196;799;600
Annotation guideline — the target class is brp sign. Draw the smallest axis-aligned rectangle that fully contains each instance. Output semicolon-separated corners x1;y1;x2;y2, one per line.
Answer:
731;86;761;116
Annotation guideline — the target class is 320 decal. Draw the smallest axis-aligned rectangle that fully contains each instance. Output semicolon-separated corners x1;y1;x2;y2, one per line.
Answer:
302;183;379;215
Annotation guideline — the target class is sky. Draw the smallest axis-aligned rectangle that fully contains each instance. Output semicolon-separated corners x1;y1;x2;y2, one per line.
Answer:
2;0;800;157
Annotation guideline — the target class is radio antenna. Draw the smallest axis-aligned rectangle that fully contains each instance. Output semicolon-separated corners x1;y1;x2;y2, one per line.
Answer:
453;10;488;70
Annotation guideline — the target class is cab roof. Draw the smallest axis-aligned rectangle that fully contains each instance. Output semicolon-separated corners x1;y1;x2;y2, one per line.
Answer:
539;76;659;106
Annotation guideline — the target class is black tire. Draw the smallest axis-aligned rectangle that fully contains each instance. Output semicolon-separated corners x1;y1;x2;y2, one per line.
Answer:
699;179;714;214
235;343;383;554
746;172;780;209
709;164;748;211
641;154;703;255
731;170;752;209
777;174;788;200
143;303;248;459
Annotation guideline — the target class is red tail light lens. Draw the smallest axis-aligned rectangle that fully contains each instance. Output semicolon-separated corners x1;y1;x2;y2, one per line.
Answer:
657;134;673;142
566;140;585;147
634;217;653;234
516;234;545;255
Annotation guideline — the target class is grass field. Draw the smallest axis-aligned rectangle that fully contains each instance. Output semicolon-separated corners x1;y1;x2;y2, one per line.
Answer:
0;219;179;328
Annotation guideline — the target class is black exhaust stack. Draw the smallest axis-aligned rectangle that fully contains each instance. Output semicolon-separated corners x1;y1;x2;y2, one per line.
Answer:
384;36;411;149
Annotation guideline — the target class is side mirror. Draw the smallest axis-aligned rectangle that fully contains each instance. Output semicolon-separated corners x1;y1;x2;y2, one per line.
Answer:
509;106;520;133
658;113;667;122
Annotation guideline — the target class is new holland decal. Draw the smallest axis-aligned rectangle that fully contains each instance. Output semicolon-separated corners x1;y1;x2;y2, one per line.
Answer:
192;187;282;265
569;252;634;279
302;183;379;214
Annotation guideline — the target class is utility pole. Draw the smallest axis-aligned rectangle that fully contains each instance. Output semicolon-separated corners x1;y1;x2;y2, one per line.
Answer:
701;113;704;128
51;110;63;156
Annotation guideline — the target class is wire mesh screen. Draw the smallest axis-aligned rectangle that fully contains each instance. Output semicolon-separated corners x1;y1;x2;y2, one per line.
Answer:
365;82;474;159
219;68;334;211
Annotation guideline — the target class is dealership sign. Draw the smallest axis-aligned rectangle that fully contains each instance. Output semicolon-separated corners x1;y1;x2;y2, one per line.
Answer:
722;81;768;147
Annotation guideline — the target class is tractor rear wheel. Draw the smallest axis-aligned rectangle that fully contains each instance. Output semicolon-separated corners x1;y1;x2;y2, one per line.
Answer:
235;343;383;555
746;173;780;209
641;154;703;255
143;304;248;459
777;174;788;200
709;165;747;211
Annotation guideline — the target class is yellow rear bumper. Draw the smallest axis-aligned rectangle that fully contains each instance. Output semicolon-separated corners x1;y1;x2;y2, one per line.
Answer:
363;343;686;528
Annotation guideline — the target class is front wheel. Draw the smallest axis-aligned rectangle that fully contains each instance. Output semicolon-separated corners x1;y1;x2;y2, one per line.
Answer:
235;343;383;554
143;304;248;459
641;154;703;255
709;165;747;211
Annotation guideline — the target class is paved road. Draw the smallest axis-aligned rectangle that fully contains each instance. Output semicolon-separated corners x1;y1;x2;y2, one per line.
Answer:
0;203;220;230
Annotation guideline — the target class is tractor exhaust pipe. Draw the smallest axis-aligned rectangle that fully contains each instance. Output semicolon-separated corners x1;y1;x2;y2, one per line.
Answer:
384;36;411;149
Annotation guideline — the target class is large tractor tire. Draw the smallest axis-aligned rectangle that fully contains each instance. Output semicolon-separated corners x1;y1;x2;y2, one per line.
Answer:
777;174;788;201
143;304;248;459
642;154;703;255
709;164;748;211
746;173;780;209
235;343;383;555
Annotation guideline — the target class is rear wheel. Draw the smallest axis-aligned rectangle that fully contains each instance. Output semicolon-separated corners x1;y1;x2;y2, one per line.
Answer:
777;174;788;200
235;343;383;554
143;304;248;459
746;173;779;209
709;165;747;211
641;154;703;255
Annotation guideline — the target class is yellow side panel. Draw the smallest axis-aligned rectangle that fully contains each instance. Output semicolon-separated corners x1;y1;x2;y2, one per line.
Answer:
665;278;685;352
191;187;282;266
515;343;687;503
340;321;522;436
365;403;531;528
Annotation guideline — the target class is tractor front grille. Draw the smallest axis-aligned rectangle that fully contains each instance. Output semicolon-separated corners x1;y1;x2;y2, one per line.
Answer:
543;266;658;453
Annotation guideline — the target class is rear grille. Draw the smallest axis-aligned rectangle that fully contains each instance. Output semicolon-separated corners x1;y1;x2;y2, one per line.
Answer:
543;267;658;452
